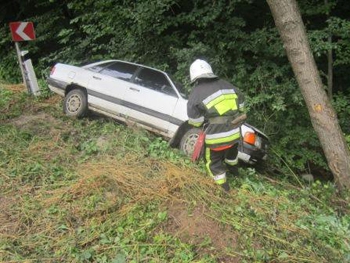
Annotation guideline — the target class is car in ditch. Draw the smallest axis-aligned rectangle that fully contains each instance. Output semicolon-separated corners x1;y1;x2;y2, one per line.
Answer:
47;60;268;164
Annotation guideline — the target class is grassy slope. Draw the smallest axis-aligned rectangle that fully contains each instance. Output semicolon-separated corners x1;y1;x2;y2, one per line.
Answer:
0;84;349;263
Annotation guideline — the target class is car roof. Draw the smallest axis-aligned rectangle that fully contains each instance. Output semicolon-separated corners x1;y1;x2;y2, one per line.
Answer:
82;60;168;75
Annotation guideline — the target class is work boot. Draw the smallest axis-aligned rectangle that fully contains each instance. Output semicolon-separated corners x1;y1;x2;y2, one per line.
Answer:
221;181;230;192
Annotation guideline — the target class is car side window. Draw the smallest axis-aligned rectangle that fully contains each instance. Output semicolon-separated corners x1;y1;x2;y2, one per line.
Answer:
100;62;138;81
87;62;115;72
134;68;177;97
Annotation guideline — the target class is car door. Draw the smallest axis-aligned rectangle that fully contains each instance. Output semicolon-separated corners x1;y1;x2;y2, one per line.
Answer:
123;67;180;132
86;61;138;117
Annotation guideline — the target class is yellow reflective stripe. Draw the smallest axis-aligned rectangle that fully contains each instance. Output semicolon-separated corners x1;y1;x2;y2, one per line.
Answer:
214;173;226;185
188;116;204;127
205;148;226;185
189;122;202;127
215;98;237;115
205;147;213;176
206;132;240;145
214;173;226;181
205;93;238;110
215;178;226;185
206;127;240;140
225;157;238;166
203;89;236;106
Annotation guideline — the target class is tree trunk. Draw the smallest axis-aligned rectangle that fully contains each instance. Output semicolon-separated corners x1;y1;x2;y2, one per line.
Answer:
266;0;350;190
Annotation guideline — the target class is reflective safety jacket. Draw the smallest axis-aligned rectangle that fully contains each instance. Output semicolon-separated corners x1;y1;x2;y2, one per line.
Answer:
187;78;245;149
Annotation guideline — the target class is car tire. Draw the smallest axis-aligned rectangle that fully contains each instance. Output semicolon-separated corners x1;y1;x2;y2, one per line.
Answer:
180;128;201;156
64;89;88;118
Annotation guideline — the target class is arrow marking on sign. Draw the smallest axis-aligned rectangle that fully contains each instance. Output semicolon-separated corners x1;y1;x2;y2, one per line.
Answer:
15;22;31;41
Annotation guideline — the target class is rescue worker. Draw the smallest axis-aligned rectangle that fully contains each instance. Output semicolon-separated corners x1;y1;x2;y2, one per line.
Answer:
187;59;245;192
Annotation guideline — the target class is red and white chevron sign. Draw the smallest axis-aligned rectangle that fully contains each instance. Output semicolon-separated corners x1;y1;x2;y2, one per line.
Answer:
9;22;36;42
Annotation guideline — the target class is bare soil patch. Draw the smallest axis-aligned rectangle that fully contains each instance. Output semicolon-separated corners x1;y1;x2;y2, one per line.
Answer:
163;200;240;262
10;112;55;127
2;84;26;93
8;112;65;137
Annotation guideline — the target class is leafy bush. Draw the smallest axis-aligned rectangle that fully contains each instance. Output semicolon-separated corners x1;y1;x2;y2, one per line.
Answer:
333;93;350;134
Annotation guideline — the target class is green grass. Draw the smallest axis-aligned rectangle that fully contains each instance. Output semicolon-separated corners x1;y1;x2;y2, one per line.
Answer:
0;83;350;263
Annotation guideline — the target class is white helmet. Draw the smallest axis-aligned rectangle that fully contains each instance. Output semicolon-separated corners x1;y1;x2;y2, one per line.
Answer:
190;59;217;83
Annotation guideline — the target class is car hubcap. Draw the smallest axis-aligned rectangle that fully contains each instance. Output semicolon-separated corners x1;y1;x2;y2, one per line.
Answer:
67;95;81;113
183;133;199;155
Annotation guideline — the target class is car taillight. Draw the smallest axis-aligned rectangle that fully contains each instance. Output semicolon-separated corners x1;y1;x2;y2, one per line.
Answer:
50;66;56;75
244;132;256;145
243;132;262;149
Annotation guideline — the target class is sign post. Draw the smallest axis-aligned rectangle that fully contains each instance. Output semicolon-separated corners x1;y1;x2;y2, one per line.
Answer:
14;42;30;92
9;22;39;95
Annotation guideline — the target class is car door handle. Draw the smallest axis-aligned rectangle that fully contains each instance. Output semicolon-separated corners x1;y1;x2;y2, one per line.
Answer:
129;87;140;92
93;76;101;80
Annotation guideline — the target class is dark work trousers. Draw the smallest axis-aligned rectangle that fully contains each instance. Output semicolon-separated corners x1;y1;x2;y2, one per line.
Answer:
204;143;239;185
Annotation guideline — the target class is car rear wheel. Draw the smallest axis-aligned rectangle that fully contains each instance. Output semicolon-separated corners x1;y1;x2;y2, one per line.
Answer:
64;89;88;118
180;128;201;156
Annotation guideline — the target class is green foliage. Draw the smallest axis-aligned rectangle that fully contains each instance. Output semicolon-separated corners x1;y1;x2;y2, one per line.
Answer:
333;93;350;133
296;213;350;257
334;93;350;149
37;78;53;98
0;26;22;83
346;134;350;148
327;17;350;66
0;88;29;120
147;137;190;163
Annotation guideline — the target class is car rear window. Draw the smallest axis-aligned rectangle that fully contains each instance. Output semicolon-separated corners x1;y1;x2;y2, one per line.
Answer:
100;62;138;81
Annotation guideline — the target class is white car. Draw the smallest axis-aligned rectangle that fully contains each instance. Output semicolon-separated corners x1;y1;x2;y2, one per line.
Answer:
47;60;268;164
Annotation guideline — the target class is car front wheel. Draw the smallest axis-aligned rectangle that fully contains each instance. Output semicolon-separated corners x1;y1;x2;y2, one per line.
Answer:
179;128;201;156
64;89;88;118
